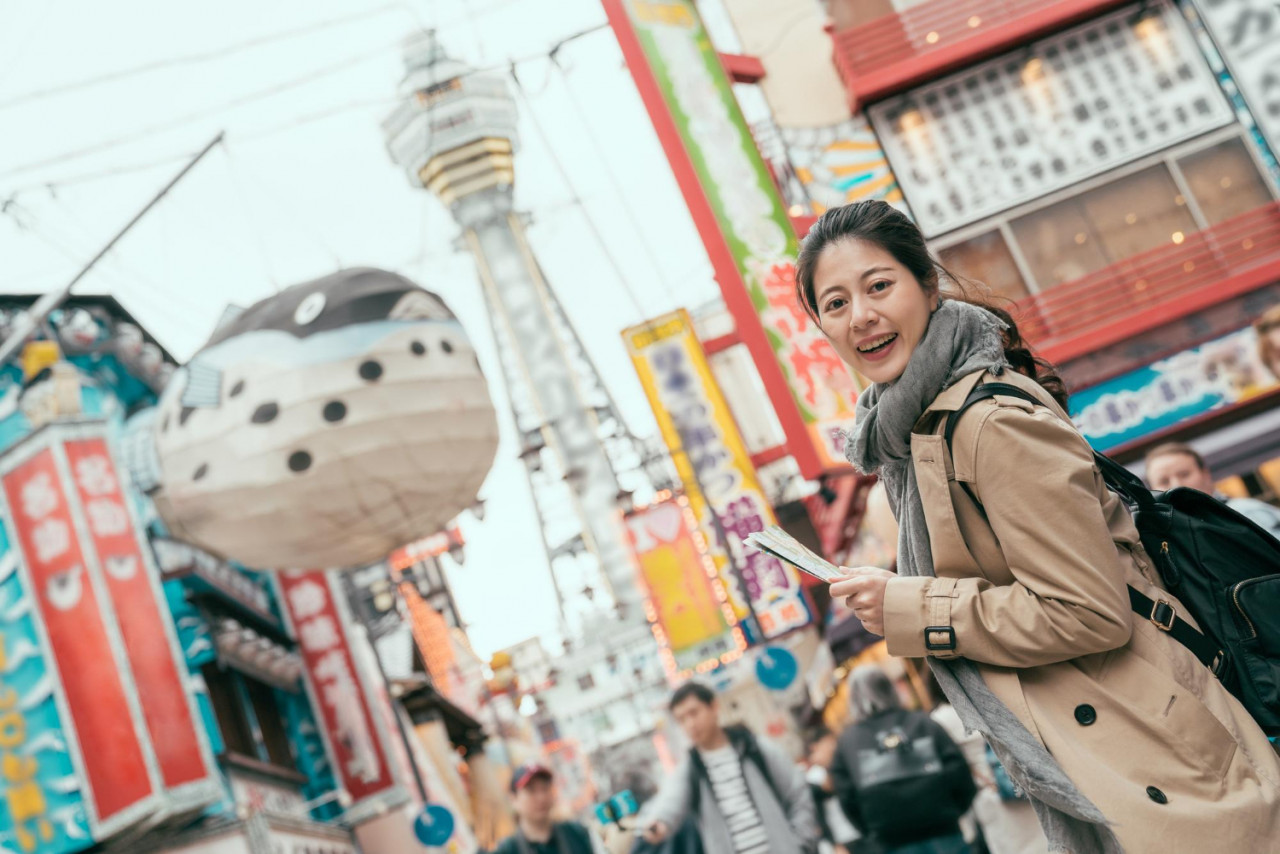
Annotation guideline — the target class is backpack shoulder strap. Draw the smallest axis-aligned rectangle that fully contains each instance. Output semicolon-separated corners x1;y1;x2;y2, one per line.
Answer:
732;727;785;809
943;382;1042;449
687;747;705;816
944;384;1226;678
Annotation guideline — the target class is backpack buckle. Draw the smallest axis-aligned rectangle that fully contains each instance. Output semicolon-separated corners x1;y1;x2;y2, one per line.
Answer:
1210;649;1228;679
1149;599;1175;632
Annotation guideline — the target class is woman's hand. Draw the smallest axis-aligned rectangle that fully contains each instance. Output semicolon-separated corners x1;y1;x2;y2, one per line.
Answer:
829;567;896;636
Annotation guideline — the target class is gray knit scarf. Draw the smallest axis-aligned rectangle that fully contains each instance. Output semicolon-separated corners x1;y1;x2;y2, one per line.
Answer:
846;300;1123;854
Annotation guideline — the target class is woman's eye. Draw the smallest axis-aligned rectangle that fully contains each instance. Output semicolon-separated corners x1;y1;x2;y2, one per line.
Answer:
823;298;846;313
869;280;891;293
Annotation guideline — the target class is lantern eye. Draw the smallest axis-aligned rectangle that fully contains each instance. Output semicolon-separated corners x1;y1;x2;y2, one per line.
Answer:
293;292;327;326
287;451;312;473
410;341;426;356
251;403;279;424
358;360;383;382
323;401;347;423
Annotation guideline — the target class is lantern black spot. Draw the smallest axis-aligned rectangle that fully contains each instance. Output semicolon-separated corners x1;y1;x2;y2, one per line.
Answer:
323;401;347;423
410;340;426;356
288;451;312;473
179;406;195;426
251;402;279;424
229;380;245;398
359;360;383;381
441;340;454;354
193;463;208;481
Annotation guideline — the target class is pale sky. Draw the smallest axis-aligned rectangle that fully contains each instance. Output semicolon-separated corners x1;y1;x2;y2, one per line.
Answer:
0;0;746;656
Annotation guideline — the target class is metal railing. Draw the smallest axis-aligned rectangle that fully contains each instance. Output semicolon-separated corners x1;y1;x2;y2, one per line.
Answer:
830;0;1124;104
1012;202;1280;359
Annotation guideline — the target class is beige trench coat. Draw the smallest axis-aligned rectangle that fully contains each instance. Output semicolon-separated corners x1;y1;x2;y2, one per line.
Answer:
881;369;1280;853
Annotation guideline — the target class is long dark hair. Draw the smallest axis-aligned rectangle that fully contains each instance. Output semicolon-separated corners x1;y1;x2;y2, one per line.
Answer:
795;200;1069;409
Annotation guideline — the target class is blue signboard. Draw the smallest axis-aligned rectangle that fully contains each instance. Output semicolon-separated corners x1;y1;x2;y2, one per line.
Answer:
755;647;799;692
1071;325;1277;452
413;804;455;847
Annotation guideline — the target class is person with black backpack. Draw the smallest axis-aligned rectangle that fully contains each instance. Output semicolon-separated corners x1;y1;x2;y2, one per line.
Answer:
829;666;975;854
794;200;1280;853
637;682;816;854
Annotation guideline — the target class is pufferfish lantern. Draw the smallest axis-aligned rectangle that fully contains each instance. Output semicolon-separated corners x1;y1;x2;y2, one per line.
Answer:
150;268;499;570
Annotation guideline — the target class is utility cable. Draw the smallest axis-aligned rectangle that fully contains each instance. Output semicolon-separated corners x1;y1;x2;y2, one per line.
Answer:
548;50;681;309
0;4;404;112
0;40;400;180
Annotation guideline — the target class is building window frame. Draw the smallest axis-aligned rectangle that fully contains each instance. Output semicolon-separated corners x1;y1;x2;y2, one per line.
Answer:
928;125;1279;295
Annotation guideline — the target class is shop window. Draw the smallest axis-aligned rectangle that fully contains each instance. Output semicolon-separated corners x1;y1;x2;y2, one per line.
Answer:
202;663;256;757
1177;137;1274;226
936;230;1030;301
1010;165;1197;289
202;662;298;772
244;678;295;769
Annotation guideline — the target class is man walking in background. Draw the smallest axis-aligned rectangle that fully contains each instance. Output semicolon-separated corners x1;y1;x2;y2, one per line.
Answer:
1145;442;1280;538
638;682;816;853
492;764;607;854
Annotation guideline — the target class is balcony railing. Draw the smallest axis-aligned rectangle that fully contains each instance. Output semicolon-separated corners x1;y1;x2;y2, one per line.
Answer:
1014;202;1280;365
830;0;1127;108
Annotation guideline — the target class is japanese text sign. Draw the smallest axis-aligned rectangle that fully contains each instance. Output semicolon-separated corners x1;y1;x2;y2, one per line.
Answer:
278;570;397;815
604;0;862;476
0;442;160;839
61;438;212;793
624;310;812;641
625;498;744;678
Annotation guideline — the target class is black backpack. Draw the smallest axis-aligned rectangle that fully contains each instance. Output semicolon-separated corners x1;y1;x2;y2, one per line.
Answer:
947;382;1280;735
853;725;955;834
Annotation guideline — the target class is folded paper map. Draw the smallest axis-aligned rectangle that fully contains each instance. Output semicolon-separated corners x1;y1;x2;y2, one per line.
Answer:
743;525;846;584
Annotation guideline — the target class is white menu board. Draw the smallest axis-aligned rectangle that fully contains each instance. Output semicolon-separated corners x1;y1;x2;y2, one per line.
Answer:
869;1;1233;237
1193;0;1280;164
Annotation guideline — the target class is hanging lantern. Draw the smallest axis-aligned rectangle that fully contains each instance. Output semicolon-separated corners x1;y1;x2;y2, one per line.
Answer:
149;268;499;570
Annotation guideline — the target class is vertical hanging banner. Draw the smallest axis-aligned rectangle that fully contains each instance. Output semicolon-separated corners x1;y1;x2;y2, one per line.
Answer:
603;0;863;477
625;497;745;678
0;435;162;842
624;310;812;641
62;436;216;800
278;570;402;823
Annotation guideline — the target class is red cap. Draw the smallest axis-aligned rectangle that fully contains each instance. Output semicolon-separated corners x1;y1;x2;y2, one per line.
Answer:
510;763;553;793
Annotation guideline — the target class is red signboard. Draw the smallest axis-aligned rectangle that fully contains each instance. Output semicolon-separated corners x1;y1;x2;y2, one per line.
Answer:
63;437;210;789
1;447;155;826
279;570;396;808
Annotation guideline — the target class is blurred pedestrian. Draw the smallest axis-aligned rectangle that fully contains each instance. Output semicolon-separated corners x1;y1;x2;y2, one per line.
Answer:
491;764;607;854
1255;304;1280;381
1145;441;1280;538
804;726;875;854
800;200;1280;853
637;682;816;854
829;666;975;854
925;675;1045;854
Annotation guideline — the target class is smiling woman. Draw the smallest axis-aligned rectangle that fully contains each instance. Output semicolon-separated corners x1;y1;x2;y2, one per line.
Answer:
793;200;1066;404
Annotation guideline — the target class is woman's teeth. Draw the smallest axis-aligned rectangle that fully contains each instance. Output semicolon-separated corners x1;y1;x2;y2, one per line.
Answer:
858;334;898;353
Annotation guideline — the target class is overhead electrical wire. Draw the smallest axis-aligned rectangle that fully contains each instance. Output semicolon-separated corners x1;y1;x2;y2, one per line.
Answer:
0;41;403;181
0;24;610;198
0;4;405;112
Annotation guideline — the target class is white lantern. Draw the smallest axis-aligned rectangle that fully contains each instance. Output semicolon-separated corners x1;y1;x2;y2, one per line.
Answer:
149;268;499;570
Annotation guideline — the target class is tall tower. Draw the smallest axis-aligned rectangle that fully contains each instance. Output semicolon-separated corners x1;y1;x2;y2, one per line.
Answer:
383;32;654;638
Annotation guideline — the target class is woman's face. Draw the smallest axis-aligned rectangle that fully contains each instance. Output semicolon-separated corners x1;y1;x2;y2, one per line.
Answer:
812;238;937;384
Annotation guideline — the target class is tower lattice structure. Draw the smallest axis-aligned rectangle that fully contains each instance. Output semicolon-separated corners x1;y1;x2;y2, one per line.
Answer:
383;32;661;639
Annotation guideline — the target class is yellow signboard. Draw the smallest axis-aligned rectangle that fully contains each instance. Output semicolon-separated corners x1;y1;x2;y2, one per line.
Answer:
623;310;811;642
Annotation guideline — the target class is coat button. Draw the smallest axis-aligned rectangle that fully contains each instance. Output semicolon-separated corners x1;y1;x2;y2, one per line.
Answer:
1147;786;1168;805
1073;704;1097;726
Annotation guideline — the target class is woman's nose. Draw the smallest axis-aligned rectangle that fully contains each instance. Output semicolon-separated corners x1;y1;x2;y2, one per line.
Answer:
849;299;877;331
